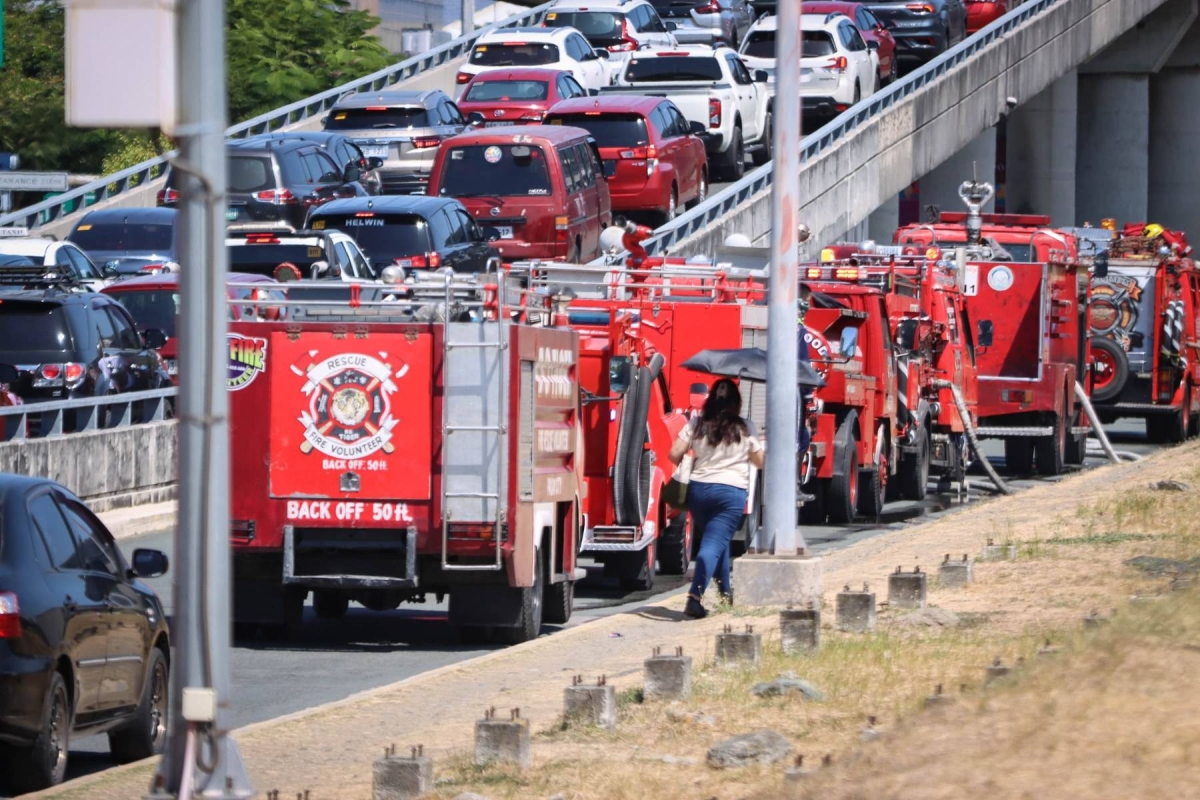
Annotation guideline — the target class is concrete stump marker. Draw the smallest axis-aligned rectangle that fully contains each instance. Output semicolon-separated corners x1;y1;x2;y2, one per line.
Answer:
474;707;531;768
644;646;692;701
938;554;974;588
780;604;821;653
888;566;927;609
923;683;953;709
981;537;1018;561
564;674;617;729
836;583;876;632
985;657;1011;684
729;552;823;608
783;754;811;784
373;744;433;800
716;624;763;666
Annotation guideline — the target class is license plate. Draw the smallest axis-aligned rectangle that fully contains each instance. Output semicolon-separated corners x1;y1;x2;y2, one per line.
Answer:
496;226;514;239
484;121;514;128
225;208;241;221
359;145;390;159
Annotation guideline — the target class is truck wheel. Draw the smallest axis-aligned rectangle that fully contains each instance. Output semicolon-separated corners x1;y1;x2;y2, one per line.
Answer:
799;477;826;525
751;111;772;166
619;541;656;592
900;422;930;501
658;515;691;575
1004;438;1033;475
1089;338;1128;403
1035;413;1066;477
1065;408;1087;466
500;545;545;644
1147;404;1188;444
720;126;745;182
856;466;884;520
262;587;307;641
827;425;859;524
313;591;349;620
543;579;574;625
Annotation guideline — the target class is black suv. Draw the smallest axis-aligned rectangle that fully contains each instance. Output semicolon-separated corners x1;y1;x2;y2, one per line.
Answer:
157;137;373;229
0;279;170;411
253;131;386;196
308;195;502;274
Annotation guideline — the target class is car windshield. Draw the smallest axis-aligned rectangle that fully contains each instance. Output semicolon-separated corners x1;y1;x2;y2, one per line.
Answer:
464;80;551;102
438;144;553;198
0;303;72;354
544;11;625;46
311;213;434;263
70;222;174;253
227;242;327;275
228;156;275;193
800;31;836;58
546;113;648;147
108;289;179;337
325;107;430;130
742;31;775;58
470;43;560;66
624;56;723;82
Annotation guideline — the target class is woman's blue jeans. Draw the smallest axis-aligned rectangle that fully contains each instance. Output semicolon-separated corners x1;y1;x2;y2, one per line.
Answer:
687;480;748;600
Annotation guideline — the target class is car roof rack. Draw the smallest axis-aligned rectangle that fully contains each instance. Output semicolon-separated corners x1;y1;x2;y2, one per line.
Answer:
0;264;84;292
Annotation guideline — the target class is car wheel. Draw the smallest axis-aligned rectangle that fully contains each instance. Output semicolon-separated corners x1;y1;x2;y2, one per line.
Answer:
1;671;71;792
721;126;745;181
109;648;169;763
688;169;709;209
889;57;898;85
658;186;678;227
751;110;772;166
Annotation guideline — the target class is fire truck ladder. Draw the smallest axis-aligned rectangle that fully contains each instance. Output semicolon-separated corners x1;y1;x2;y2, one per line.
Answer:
440;273;508;572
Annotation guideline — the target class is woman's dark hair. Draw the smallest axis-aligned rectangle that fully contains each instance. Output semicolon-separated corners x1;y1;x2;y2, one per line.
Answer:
697;378;748;447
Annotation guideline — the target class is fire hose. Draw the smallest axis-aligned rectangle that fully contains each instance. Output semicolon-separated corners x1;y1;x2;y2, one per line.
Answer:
1074;381;1141;463
933;379;1014;496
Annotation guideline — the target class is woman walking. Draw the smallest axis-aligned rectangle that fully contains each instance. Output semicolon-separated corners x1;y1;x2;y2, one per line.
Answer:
669;378;764;619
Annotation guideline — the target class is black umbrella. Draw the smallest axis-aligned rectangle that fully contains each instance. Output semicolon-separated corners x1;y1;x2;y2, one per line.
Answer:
681;347;825;389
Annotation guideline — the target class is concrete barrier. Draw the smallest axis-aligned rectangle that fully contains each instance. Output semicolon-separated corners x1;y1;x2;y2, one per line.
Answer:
0;421;177;512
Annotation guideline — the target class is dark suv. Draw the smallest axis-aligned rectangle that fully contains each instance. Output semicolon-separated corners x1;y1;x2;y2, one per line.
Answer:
157;137;372;229
253;131;385;196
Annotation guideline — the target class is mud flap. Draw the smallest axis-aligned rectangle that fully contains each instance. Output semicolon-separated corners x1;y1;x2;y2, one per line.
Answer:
449;585;525;629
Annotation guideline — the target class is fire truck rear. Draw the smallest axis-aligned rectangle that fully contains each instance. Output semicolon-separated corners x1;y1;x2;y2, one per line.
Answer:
228;277;583;644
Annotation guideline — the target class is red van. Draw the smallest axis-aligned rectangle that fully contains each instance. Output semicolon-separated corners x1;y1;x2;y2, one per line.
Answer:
427;125;613;262
545;95;709;225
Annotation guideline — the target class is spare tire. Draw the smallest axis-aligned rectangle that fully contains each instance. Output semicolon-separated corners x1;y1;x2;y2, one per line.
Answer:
613;354;664;527
1090;337;1129;403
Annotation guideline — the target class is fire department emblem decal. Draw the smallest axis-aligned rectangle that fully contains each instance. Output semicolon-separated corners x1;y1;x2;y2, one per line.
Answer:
291;351;408;459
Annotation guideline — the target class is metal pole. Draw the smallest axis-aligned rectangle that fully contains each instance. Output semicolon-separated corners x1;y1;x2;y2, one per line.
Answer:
462;0;475;35
763;0;804;555
150;0;252;795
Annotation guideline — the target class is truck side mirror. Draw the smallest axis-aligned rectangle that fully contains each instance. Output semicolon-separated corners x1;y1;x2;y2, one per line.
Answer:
1093;251;1109;279
839;327;859;359
609;356;634;394
977;320;994;348
895;318;918;351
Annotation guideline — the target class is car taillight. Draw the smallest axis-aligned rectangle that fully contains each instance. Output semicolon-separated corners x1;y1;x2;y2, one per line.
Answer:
906;2;935;11
156;188;179;205
412;136;442;149
695;0;719;11
608;18;638;51
555;215;570;242
456;72;472;84
39;364;61;381
708;98;721;128
64;363;85;386
254;188;298;204
0;592;18;639
393;252;443;269
522;111;546;122
824;56;849;73
139;263;165;274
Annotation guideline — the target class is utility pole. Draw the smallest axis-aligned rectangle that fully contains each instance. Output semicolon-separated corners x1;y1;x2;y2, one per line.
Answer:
462;0;475;35
149;0;253;795
763;0;805;555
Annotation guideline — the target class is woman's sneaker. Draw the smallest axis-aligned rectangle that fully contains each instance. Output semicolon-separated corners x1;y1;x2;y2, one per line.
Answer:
684;596;708;619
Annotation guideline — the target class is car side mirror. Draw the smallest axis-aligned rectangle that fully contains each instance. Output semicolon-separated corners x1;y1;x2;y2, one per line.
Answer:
665;20;678;30
311;260;330;279
466;111;486;129
102;263;119;278
481;226;502;242
867;40;880;50
977;320;994;348
593;48;611;60
689;120;707;135
608;356;634;394
367;156;385;170
0;363;18;384
1093;251;1109;279
895;318;918;351
343;165;362;183
131;548;169;579
142;328;168;349
839;326;859;359
320;114;330;127
754;69;770;83
588;88;600;97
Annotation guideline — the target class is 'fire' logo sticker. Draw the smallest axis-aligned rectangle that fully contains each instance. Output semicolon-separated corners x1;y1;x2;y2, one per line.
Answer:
291;351;408;460
228;334;268;391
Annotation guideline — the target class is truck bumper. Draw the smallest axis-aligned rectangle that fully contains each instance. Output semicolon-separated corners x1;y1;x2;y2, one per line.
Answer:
581;520;657;552
282;524;419;590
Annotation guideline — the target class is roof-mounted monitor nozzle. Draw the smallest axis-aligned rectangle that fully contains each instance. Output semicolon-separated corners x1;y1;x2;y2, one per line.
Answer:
958;180;994;246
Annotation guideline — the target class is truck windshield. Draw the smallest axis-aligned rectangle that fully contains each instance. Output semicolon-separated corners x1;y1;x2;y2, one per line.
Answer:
325;107;430;130
227;243;326;275
438;145;553;198
470;43;560;67
310;213;434;264
544;11;625;46
0;303;72;355
70;223;174;253
464;80;550;102
741;31;775;59
624;56;723;82
109;289;179;337
799;32;836;58
545;113;649;147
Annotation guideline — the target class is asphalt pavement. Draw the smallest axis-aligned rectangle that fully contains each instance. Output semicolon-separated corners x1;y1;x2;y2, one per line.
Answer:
57;420;1158;788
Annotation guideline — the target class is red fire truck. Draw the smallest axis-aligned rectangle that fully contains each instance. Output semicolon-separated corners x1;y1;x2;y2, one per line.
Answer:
227;277;585;644
1064;223;1200;442
894;181;1092;475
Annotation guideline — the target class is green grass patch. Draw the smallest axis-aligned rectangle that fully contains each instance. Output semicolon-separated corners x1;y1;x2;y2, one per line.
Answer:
1047;532;1159;546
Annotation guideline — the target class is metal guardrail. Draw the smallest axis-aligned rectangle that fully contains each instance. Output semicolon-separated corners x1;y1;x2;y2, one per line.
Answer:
0;2;554;232
0;388;176;441
624;0;1065;258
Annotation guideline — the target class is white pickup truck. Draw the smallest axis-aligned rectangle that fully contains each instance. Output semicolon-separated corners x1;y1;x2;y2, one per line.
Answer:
601;45;772;181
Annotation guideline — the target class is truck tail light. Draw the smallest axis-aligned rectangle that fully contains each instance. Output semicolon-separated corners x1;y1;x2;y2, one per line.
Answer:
456;71;472;84
1000;389;1034;403
156;188;179;205
230;520;256;545
412;136;443;149
0;592;20;639
449;523;496;539
245;232;281;244
824;56;849;73
555;215;570;243
254;189;298;205
708;98;721;129
805;267;825;279
834;267;863;280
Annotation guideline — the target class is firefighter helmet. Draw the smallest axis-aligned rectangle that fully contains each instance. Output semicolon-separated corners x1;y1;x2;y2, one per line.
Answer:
1144;223;1165;239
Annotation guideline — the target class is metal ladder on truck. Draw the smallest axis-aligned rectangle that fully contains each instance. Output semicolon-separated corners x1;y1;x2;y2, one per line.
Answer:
440;272;508;572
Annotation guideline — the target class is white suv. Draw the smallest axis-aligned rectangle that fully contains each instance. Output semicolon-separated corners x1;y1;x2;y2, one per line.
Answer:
741;13;876;122
543;0;677;54
456;27;614;96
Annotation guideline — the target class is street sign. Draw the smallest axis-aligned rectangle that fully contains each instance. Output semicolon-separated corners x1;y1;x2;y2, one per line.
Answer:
0;171;69;192
0;227;29;238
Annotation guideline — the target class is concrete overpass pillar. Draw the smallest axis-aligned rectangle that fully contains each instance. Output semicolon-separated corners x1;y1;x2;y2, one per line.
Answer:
867;194;900;244
1005;71;1077;225
920;128;996;219
1148;23;1200;235
1076;74;1150;226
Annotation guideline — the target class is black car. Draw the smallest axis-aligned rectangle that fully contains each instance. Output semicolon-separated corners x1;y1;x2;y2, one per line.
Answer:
307;196;502;274
866;0;967;64
0;474;171;792
253;131;385;196
66;207;179;278
157;137;373;229
0;279;170;410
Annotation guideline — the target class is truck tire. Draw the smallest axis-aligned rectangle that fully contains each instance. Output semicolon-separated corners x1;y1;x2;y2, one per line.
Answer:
500;545;545;644
799;477;826;525
658;515;691;575
543;579;574;625
313;591;349;620
1035;413;1066;477
827;416;859;524
751;111;772;166
1089;338;1128;403
1065;406;1087;466
1004;438;1033;475
857;466;884;520
1147;398;1188;444
900;422;930;501
720;125;745;182
618;540;656;592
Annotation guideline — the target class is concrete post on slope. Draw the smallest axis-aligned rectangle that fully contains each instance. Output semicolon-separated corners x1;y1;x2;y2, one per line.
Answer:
1005;71;1078;225
1149;19;1200;236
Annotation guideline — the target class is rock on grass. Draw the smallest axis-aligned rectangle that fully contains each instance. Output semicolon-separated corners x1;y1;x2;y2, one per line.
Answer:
706;730;792;769
751;677;826;701
894;607;962;628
